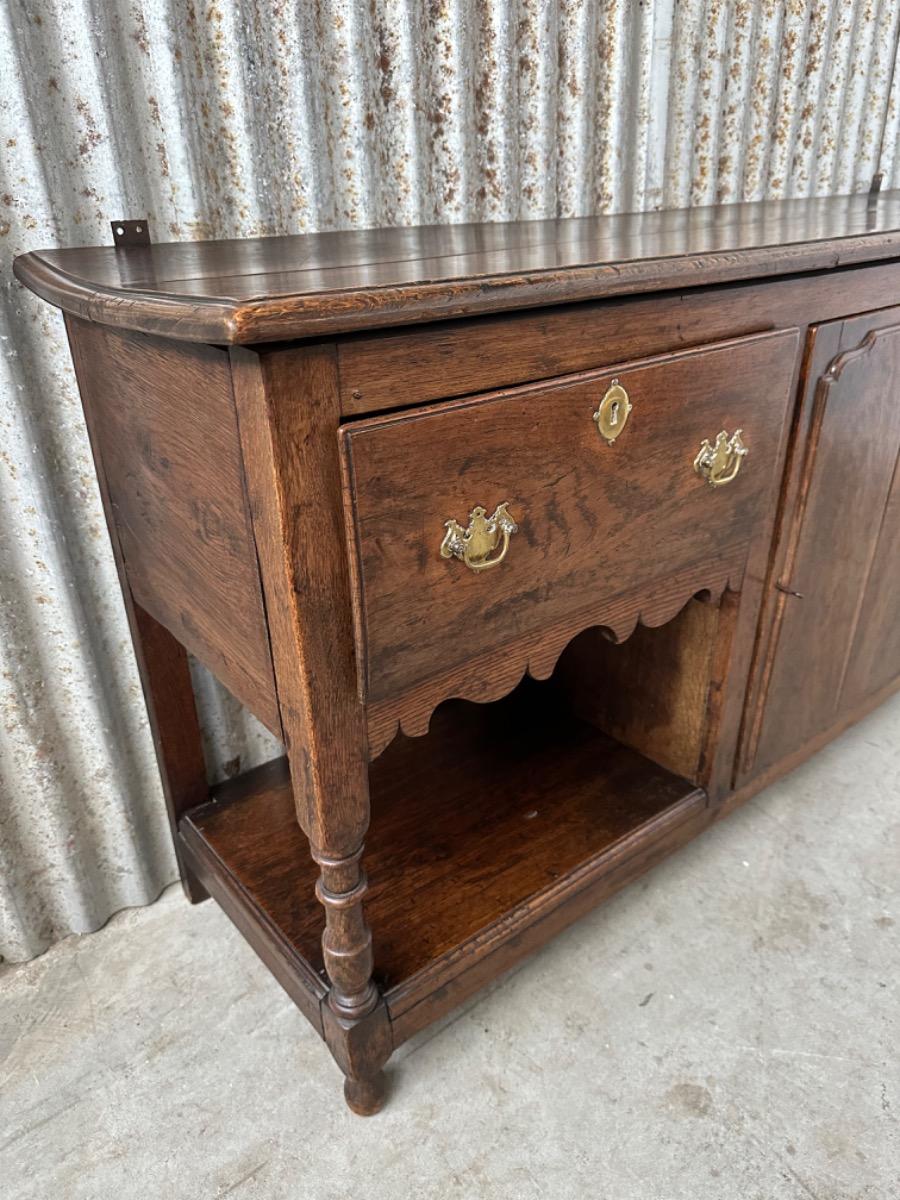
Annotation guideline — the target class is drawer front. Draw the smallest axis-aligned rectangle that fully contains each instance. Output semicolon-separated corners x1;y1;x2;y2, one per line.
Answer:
340;329;799;704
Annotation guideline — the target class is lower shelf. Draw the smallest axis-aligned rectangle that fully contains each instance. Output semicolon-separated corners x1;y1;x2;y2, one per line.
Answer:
179;681;709;1046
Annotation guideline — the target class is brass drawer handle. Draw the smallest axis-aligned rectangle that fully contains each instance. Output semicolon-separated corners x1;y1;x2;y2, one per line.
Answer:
593;380;632;444
694;429;747;487
440;503;518;572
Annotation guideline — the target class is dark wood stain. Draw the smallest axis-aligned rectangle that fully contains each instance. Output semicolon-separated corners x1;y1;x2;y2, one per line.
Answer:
341;330;799;718
14;191;900;342
182;681;706;1029
742;311;900;777
14;202;900;1114
337;261;900;414
64;319;281;735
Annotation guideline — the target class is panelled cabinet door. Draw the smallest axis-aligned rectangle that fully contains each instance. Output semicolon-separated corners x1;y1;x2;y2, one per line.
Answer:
745;311;900;776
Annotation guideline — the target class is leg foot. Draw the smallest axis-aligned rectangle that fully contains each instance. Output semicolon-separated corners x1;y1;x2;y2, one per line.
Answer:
180;864;209;904
343;1071;386;1116
323;995;392;1117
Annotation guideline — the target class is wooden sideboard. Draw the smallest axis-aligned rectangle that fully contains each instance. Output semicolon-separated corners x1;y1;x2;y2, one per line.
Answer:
14;194;900;1115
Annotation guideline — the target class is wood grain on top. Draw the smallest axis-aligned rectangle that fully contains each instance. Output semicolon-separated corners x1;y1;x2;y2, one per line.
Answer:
14;191;900;343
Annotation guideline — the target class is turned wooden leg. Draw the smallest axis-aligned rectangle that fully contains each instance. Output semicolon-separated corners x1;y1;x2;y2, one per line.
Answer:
313;842;392;1114
313;842;379;1019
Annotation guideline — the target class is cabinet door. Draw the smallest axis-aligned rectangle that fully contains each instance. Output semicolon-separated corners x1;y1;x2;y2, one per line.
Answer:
744;310;900;777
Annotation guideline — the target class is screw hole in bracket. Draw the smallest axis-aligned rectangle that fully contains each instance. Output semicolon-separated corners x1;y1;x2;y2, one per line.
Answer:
111;218;151;248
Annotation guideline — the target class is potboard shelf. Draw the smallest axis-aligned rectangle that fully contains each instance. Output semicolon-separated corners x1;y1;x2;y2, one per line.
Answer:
179;682;708;1045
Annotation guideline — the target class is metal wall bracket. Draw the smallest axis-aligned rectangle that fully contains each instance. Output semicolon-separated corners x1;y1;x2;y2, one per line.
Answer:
110;219;151;248
867;174;884;218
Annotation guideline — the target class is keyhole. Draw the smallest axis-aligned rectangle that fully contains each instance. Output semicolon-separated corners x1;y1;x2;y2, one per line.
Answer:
609;400;620;425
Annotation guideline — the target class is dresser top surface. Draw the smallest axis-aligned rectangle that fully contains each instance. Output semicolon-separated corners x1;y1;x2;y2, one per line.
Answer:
14;191;900;345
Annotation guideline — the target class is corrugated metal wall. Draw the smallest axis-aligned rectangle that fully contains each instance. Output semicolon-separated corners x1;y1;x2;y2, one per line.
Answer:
2;1;899;963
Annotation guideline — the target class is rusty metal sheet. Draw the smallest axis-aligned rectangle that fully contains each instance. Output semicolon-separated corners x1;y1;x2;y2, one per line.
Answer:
2;0;898;961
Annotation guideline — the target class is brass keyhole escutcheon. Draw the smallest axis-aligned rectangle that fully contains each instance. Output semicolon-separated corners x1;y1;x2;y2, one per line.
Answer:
593;380;632;445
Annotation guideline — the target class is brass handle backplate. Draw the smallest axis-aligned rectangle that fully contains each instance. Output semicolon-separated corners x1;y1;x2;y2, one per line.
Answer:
694;429;748;487
440;502;518;572
593;380;632;444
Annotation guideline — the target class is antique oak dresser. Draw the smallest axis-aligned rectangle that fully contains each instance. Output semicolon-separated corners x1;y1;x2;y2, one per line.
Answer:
14;194;900;1115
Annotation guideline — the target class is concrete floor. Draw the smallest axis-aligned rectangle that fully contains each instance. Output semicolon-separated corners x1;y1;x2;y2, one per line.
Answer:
2;696;899;1200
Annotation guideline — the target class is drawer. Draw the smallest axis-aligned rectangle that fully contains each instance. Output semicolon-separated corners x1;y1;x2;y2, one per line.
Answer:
340;328;799;704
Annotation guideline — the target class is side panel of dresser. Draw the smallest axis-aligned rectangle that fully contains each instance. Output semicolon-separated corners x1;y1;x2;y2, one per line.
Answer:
740;308;900;781
64;317;281;737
